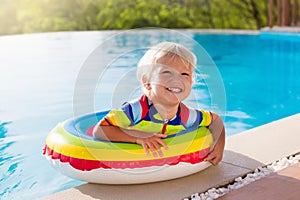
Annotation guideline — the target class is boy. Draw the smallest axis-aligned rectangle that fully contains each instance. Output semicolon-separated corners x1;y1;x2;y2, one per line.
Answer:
93;42;225;165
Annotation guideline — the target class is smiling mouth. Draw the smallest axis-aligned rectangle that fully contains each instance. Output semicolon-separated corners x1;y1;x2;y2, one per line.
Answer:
166;87;183;93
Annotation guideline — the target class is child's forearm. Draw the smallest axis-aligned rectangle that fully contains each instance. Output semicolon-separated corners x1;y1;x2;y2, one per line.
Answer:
209;113;225;148
204;113;225;165
92;124;137;143
214;127;225;150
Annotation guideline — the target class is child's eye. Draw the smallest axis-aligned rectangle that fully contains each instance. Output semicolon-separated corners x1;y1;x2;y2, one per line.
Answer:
161;70;171;74
181;72;190;76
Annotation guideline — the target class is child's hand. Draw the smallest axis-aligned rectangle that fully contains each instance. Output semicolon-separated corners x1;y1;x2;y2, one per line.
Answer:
204;140;224;165
136;134;168;157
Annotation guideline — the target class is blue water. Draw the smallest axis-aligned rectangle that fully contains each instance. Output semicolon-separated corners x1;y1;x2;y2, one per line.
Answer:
1;30;300;199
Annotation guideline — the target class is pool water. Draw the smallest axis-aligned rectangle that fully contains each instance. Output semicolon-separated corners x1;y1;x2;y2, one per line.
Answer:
0;30;300;199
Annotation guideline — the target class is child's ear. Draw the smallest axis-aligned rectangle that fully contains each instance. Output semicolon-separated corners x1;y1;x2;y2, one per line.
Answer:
142;75;151;90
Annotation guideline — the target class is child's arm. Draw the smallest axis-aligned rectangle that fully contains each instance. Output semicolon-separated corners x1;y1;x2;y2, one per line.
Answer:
93;123;168;157
93;123;136;143
204;113;225;165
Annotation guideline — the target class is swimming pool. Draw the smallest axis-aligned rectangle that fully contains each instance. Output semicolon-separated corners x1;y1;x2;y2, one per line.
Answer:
0;30;299;199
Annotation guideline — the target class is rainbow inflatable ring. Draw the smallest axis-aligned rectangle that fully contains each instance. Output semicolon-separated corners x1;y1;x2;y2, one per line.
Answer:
43;110;213;184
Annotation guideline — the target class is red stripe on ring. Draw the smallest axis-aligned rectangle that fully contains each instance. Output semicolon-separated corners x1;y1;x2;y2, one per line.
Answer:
43;145;210;171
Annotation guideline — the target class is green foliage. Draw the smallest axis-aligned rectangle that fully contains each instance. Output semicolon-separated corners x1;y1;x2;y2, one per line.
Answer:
0;0;268;35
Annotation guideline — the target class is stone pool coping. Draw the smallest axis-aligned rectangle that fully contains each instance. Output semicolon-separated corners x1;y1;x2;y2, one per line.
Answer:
217;162;300;200
40;113;300;200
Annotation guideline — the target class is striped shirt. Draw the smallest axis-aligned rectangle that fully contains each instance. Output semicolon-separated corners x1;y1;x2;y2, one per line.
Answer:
100;94;212;135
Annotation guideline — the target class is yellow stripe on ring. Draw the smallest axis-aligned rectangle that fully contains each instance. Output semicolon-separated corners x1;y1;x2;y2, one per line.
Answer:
46;134;213;161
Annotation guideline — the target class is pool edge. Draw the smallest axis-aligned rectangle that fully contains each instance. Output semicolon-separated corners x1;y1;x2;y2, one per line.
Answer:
39;113;300;200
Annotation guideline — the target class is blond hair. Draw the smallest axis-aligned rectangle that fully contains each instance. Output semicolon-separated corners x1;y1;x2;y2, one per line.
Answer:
136;42;196;83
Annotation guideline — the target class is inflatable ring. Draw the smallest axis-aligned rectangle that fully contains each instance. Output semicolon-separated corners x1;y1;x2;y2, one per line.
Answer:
43;111;213;184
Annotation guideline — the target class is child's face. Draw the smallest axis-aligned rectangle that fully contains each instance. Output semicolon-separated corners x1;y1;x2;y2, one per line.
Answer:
147;55;193;106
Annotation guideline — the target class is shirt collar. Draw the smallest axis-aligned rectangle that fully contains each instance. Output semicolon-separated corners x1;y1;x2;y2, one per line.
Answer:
145;95;181;123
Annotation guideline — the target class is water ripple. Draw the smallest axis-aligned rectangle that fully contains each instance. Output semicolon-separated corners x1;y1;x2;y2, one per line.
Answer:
0;121;11;138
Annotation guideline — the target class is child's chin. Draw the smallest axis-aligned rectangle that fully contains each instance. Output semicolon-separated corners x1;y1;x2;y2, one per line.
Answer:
166;96;182;104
